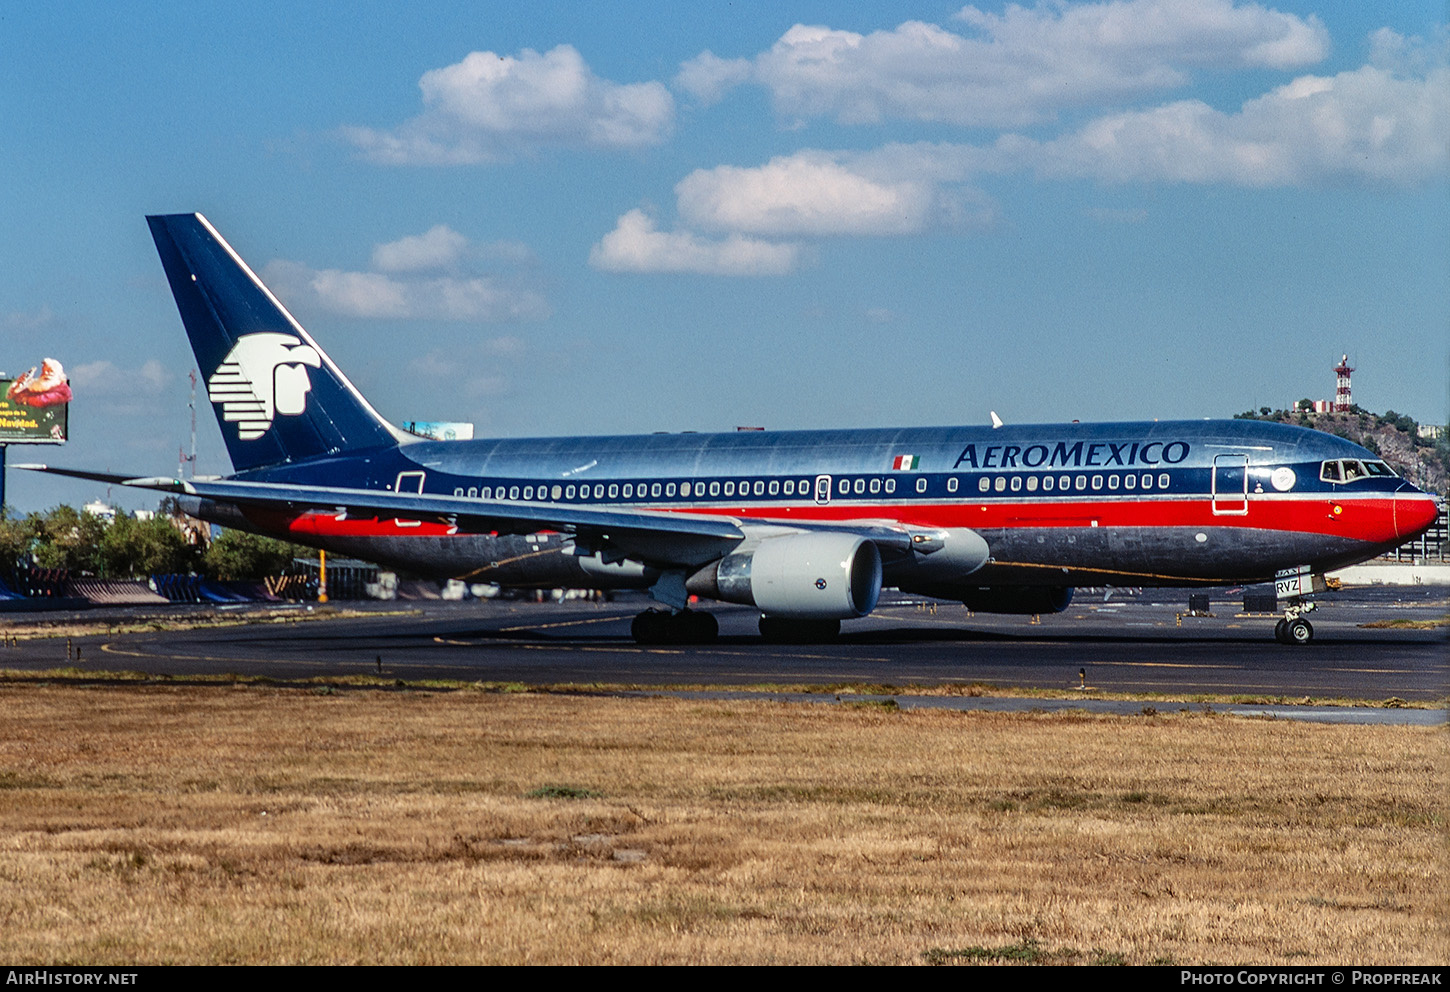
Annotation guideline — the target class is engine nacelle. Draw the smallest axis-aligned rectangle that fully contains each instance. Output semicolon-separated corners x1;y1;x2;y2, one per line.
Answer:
959;585;1074;615
688;532;883;619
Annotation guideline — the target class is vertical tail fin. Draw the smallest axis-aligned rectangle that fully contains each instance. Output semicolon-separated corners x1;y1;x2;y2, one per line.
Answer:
146;213;405;473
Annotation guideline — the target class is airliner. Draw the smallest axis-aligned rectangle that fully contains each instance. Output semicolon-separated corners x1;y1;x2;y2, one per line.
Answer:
23;214;1441;645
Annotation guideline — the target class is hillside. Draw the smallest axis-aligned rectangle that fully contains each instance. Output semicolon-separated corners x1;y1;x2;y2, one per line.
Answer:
1234;406;1448;497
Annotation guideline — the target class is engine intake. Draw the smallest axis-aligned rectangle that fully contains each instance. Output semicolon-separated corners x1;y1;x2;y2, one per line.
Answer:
688;532;883;619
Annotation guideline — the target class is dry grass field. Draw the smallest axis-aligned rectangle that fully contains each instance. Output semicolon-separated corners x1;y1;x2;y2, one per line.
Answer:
0;682;1444;965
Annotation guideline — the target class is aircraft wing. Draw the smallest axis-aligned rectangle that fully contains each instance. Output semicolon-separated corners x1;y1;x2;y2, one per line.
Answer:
18;465;921;568
15;466;746;568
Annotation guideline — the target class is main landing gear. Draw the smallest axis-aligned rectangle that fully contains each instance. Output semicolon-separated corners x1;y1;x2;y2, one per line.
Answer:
1273;600;1317;645
631;608;719;645
758;616;841;644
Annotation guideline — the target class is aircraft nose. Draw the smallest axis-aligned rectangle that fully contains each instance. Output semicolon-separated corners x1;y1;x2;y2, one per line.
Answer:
1395;493;1441;540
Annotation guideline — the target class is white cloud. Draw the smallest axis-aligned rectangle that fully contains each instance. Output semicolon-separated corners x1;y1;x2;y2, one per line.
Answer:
589;209;799;276
677;153;934;236
674;51;753;105
68;359;169;394
3;305;57;331
676;1;1328;127
674;148;999;237
262;226;551;322
371;225;470;272
1015;64;1450;186
346;44;674;164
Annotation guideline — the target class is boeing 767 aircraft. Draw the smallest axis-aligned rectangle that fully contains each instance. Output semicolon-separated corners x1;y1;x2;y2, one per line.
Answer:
23;215;1441;645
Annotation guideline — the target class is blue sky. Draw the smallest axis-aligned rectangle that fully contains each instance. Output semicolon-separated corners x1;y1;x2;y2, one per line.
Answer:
1;1;1445;512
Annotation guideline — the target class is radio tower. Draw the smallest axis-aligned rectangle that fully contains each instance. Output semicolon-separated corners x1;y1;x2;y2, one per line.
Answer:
177;369;197;479
1333;355;1354;412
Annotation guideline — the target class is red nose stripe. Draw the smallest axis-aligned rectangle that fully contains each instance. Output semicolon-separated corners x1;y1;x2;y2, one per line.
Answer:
1396;495;1440;540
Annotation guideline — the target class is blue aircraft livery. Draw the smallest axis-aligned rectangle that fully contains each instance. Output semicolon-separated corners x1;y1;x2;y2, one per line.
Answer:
23;214;1440;645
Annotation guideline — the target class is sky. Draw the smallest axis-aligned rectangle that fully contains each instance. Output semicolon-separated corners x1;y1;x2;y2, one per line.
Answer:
1;1;1446;513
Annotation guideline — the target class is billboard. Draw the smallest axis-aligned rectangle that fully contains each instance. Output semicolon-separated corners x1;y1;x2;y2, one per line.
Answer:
1;358;70;444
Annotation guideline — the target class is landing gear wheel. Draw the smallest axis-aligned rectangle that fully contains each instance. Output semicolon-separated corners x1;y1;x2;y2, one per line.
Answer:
631;609;718;645
758;616;841;644
1274;619;1290;644
1286;617;1313;645
689;610;719;642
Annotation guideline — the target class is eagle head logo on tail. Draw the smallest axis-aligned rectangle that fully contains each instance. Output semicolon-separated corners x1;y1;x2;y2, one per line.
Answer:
206;332;323;440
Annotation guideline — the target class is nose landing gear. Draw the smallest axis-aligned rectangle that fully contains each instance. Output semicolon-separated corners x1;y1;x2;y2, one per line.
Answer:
1273;600;1317;645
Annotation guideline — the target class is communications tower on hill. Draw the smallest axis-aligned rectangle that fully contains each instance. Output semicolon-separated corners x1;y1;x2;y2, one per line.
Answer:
1333;354;1354;412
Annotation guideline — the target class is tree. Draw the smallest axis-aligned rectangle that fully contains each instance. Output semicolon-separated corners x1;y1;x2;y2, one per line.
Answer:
29;506;106;574
202;530;307;581
100;514;198;578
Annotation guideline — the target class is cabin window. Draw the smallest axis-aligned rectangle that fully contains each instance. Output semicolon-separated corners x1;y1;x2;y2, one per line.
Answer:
1026;476;1038;492
946;477;958;494
1060;475;1071;491
916;477;928;494
509;486;520;500
523;486;534;500
783;480;794;496
1091;475;1103;490
454;487;464;497
885;479;896;494
839;479;851;495
466;487;477;498
666;482;676;497
1075;476;1087;490
871;478;882;494
1010;476;1022;492
1107;475;1119;490
651;483;661;498
1157;473;1169;489
800;479;811;493
593;484;604;499
979;477;991;493
1124;474;1135;490
768;480;779;496
751;480;762;496
724;482;735;497
854;478;865;495
1042;476;1053;492
608;484;619;498
1141;474;1153;489
551;485;562;500
709;481;720;496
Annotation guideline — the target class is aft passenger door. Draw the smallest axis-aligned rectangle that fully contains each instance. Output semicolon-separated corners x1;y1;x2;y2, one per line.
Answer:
1211;454;1248;516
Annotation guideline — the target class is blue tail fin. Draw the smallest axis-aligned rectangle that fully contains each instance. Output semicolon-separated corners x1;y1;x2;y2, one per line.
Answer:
147;213;404;473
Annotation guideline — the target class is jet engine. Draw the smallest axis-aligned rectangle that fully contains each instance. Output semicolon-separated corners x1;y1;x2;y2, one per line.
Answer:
688;532;883;619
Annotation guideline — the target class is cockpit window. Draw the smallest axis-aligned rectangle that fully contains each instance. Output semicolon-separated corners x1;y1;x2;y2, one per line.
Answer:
1320;459;1396;483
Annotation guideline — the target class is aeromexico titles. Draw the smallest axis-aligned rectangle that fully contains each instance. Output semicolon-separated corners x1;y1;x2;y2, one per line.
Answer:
24;215;1440;645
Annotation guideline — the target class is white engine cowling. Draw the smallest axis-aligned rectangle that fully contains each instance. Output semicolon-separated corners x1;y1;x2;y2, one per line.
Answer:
688;532;883;619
